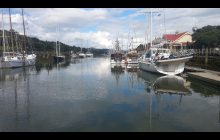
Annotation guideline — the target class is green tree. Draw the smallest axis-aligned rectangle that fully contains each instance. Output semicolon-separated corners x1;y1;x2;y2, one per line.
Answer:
192;25;220;49
192;25;220;67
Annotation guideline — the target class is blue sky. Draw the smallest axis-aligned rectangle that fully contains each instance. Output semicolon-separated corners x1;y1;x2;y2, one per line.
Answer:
1;8;220;50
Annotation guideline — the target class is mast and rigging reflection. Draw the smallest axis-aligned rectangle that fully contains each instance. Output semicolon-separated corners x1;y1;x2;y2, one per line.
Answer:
110;64;125;86
137;69;192;131
0;66;35;128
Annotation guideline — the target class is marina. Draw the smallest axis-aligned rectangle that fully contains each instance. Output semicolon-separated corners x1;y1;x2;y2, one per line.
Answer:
0;8;220;132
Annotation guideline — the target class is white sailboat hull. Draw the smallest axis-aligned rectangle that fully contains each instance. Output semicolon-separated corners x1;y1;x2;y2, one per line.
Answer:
139;59;185;75
86;53;93;57
0;54;36;69
79;53;86;58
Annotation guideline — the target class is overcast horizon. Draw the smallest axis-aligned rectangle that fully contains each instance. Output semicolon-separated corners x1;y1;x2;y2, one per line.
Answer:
0;8;220;50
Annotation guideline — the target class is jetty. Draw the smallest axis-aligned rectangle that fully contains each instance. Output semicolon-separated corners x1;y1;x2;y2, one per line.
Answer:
185;66;220;75
185;66;220;86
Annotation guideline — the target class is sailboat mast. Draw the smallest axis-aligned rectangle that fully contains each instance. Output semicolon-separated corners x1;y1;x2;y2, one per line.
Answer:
1;10;5;57
81;34;82;53
87;40;88;52
55;26;57;56
9;8;15;57
22;8;27;55
58;25;60;56
150;8;152;47
145;13;147;51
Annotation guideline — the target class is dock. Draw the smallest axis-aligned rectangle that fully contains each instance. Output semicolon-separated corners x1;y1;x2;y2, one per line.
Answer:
185;66;220;76
187;72;220;86
184;66;220;86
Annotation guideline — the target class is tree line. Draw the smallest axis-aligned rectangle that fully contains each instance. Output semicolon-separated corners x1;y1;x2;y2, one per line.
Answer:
0;29;106;55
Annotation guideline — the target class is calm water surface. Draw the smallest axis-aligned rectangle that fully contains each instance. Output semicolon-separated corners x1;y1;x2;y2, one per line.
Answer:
0;56;220;132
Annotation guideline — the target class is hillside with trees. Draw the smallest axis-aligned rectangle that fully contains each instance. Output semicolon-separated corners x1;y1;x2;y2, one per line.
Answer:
0;29;106;56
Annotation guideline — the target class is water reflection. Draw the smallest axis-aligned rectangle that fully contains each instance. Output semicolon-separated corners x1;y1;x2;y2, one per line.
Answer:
137;70;192;108
0;66;35;131
111;64;125;85
187;77;220;97
35;59;71;75
0;57;219;132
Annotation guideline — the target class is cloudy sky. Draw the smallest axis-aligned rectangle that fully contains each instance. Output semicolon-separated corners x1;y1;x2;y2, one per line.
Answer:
0;8;220;50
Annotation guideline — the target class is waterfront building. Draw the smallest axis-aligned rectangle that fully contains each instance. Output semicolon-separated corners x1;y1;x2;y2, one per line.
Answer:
151;31;195;53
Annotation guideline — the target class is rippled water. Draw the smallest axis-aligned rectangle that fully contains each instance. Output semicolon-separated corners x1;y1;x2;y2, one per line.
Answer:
0;56;219;132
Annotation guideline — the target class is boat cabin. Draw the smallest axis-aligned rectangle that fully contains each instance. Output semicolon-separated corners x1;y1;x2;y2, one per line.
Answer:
111;53;125;62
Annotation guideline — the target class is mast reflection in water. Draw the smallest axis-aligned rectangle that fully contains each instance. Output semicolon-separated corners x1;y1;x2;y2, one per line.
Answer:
0;57;219;132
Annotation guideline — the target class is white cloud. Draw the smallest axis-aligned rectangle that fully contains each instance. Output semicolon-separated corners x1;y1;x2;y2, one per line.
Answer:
1;8;220;49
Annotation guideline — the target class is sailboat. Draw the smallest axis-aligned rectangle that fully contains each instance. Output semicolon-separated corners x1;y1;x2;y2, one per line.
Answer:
78;37;86;58
0;8;36;69
85;40;93;57
53;25;65;61
138;8;193;75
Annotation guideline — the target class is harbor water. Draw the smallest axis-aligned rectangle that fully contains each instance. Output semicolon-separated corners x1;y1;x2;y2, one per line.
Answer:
0;56;220;132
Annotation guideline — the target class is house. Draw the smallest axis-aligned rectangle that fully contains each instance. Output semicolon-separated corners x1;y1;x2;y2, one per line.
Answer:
162;30;194;52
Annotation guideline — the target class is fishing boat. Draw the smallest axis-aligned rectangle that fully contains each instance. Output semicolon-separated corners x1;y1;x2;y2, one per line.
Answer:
110;37;126;64
125;37;139;64
125;51;139;64
138;8;193;75
53;25;65;61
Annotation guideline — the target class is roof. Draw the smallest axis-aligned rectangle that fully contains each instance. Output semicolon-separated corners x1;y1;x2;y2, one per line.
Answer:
163;31;188;42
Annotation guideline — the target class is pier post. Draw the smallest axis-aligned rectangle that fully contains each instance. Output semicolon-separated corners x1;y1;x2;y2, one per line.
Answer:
205;47;208;69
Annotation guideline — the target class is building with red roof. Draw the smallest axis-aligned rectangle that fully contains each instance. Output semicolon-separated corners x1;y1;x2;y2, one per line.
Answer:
162;30;194;51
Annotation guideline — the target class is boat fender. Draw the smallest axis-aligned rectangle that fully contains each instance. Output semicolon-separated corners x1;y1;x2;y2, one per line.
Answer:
156;56;160;59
